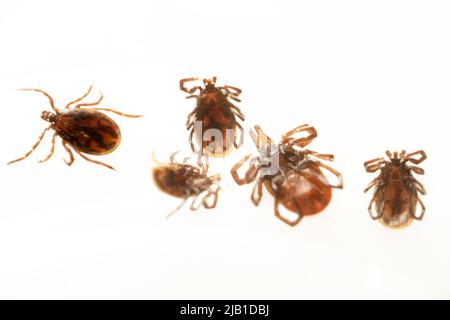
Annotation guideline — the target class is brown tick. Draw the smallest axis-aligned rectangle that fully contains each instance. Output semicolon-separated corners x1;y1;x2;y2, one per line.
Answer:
180;77;245;157
152;152;221;217
231;124;343;226
364;150;427;228
7;85;142;170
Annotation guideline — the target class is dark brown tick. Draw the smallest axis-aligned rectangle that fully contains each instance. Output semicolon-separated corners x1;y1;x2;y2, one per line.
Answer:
7;85;142;170
231;125;343;226
180;77;245;157
364;150;427;229
152;152;221;217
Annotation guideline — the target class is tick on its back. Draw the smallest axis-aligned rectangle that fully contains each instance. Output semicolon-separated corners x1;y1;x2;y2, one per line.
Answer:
231;124;343;227
152;151;221;218
153;163;202;198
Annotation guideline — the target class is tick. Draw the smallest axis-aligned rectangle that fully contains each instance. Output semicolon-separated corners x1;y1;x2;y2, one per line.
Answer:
180;77;245;157
152;152;221;217
231;124;343;226
364;150;427;228
7;85;142;170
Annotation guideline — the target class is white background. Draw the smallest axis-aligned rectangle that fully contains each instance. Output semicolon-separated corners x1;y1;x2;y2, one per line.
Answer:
0;0;449;299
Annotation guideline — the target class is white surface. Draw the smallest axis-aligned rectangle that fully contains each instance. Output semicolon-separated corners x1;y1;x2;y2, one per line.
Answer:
0;0;449;299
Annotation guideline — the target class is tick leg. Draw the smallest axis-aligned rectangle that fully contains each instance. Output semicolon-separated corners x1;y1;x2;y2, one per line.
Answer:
385;150;393;159
282;124;317;148
316;161;344;189
364;157;385;173
364;177;380;193
368;191;383;219
404;150;427;165
170;151;180;163
38;132;57;163
18;88;58;112
180;77;202;94
190;193;204;211
189;129;196;152
88;107;143;118
251;179;263;206
207;174;220;187
250;125;273;148
151;150;163;165
232;109;245;122
166;197;189;219
245;162;260;182
202;190;219;209
186;121;194;131
227;94;241;103
230;104;245;121
221;88;241;102
7;126;52;165
64;84;94;109
182;156;191;164
73;92;103;108
223;85;242;96
304;149;335;161
409;166;425;175
231;154;259;185
411;196;426;220
274;196;303;227
62;141;75;166
74;149;116;171
413;179;426;195
185;110;197;127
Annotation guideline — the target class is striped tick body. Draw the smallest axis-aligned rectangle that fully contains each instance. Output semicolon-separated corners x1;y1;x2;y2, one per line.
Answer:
7;85;142;170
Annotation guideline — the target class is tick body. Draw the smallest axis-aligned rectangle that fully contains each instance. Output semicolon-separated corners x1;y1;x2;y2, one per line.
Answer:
7;85;142;170
152;152;221;217
52;108;120;155
364;150;427;229
231;124;343;226
180;77;245;157
264;163;332;217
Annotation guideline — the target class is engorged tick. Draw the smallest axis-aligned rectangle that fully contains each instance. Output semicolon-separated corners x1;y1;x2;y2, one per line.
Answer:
180;77;245;157
7;85;142;170
364;150;427;229
152;151;221;217
231;124;343;226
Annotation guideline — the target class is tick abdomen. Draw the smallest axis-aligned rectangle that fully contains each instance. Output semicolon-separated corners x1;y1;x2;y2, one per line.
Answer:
378;181;413;228
265;167;332;216
182;77;245;158
196;98;236;128
153;164;203;198
195;102;237;157
291;169;332;216
53;109;121;155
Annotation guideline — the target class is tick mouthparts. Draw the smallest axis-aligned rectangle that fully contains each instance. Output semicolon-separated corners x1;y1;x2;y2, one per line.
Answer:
41;111;56;122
